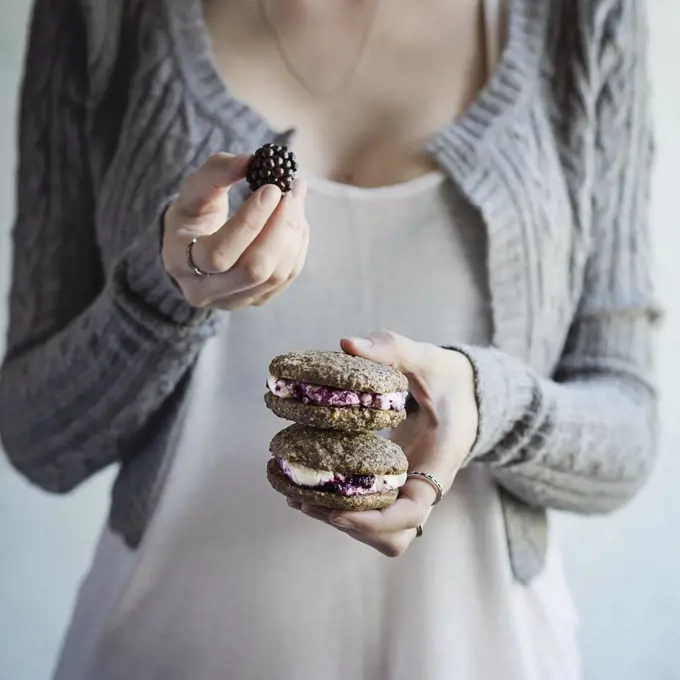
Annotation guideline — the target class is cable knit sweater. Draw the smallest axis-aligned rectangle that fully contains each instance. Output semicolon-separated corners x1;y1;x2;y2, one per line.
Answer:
0;0;660;584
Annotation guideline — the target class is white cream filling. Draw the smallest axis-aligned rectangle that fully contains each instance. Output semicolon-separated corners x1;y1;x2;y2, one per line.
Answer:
267;374;282;394
278;458;407;491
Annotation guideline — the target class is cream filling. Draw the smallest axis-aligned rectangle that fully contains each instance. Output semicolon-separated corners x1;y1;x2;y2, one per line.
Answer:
278;458;407;493
267;374;285;395
267;374;407;410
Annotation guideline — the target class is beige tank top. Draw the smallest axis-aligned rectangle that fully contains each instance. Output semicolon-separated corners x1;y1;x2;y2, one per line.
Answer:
54;3;582;679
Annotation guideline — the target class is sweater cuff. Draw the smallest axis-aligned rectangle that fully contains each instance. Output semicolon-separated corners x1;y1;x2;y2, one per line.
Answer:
444;344;537;463
125;198;211;327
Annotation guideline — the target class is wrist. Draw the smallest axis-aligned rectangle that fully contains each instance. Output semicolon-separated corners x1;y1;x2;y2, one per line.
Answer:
441;344;535;462
125;201;212;327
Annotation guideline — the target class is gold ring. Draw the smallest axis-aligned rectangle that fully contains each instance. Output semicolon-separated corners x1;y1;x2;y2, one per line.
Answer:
407;471;443;505
415;525;423;538
186;237;213;277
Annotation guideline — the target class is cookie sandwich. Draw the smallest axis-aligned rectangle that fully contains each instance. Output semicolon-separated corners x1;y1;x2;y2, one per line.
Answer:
264;350;408;432
267;424;408;510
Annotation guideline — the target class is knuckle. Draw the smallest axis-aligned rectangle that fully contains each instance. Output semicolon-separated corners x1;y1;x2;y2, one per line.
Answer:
199;246;226;274
290;256;308;281
175;185;204;220
241;259;272;285
280;213;300;232
267;269;288;287
204;152;229;170
239;212;264;234
375;329;399;345
382;540;407;559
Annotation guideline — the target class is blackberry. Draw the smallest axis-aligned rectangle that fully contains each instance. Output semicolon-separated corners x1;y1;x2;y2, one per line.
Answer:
317;479;343;494
348;475;375;490
247;143;298;194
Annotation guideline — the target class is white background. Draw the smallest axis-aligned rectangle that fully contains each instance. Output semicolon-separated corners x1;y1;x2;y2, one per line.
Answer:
0;2;679;679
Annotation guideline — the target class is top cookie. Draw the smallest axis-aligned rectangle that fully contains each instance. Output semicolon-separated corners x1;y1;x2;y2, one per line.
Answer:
268;351;408;393
270;424;408;475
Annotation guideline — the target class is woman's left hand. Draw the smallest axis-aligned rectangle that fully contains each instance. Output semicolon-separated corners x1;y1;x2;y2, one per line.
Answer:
288;330;479;557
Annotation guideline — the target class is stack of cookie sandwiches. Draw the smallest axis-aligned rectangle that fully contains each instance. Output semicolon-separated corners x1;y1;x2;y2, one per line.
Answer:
265;351;410;510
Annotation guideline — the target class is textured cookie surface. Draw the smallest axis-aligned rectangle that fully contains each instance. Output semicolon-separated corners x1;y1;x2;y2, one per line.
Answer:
265;392;406;432
270;423;407;474
269;351;408;393
267;459;399;510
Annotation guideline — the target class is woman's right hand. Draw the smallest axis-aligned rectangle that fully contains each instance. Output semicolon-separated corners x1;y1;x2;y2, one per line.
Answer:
162;152;309;311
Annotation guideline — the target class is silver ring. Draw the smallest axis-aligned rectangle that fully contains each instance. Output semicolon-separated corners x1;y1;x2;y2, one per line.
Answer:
415;525;423;538
407;472;443;506
186;237;213;277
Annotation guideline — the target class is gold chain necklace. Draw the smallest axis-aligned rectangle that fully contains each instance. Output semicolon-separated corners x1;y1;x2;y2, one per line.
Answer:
258;0;380;97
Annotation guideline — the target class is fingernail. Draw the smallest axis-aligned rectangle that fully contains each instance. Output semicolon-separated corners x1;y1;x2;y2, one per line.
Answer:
260;184;282;204
346;336;374;350
330;517;353;528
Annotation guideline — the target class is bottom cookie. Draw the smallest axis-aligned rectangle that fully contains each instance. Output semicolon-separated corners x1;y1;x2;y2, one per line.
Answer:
264;392;406;432
266;458;399;511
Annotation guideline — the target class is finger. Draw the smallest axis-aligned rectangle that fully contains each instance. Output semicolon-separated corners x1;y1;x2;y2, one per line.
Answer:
228;179;306;288
174;153;252;221
252;215;310;307
292;215;311;276
249;190;307;297
300;503;333;524
190;184;283;275
328;480;434;534
206;219;306;309
191;179;304;296
199;181;304;298
329;498;420;534
209;291;260;311
339;330;425;377
338;527;415;558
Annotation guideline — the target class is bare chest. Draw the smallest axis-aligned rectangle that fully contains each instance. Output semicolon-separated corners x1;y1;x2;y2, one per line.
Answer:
203;0;487;186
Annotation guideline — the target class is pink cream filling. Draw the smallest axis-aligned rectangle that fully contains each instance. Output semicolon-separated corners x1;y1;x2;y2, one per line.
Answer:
268;376;407;411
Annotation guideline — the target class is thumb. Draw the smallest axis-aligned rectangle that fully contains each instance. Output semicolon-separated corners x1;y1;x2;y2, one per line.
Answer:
340;330;421;375
175;152;252;222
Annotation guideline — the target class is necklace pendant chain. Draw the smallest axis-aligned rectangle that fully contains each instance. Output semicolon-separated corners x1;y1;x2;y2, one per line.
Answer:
259;0;380;97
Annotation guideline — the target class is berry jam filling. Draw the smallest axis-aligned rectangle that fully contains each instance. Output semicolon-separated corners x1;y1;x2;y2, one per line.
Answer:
268;377;407;411
315;474;376;496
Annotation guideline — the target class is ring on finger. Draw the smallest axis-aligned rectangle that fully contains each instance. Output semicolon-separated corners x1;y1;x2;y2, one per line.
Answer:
186;237;214;277
407;471;443;505
415;525;424;538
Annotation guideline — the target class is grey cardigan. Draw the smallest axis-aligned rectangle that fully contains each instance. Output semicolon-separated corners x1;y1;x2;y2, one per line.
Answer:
0;0;660;585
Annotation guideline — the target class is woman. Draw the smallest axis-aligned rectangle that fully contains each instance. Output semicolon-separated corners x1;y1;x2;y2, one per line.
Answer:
0;0;659;678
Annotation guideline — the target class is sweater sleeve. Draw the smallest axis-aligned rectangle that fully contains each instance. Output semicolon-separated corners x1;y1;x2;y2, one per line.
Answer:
0;0;216;492
453;0;660;514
